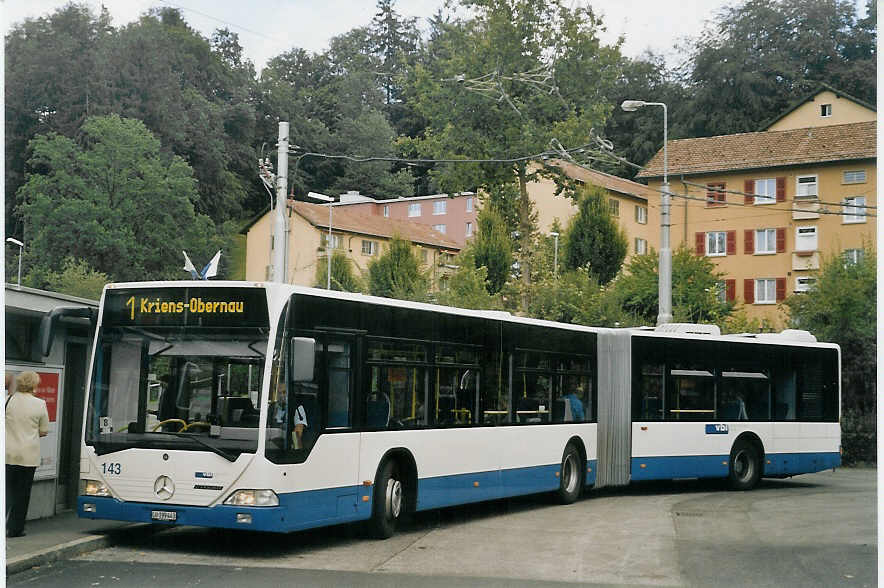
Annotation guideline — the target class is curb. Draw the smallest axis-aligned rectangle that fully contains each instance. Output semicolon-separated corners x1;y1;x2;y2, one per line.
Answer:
7;534;113;576
6;523;151;576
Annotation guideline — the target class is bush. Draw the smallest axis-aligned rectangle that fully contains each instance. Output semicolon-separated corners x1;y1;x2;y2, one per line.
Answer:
841;409;876;466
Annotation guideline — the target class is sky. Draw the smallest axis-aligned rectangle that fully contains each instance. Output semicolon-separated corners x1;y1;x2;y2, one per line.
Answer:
2;0;871;71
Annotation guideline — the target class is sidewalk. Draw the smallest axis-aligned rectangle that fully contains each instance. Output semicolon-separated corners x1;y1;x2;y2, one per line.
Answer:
5;511;148;576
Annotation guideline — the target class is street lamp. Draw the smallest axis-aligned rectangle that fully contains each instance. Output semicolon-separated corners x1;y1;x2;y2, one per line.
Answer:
549;232;560;277
6;237;23;287
621;99;672;325
307;191;335;289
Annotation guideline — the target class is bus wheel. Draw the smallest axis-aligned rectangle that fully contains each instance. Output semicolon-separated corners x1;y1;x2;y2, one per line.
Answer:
369;459;403;539
729;439;761;491
556;443;583;504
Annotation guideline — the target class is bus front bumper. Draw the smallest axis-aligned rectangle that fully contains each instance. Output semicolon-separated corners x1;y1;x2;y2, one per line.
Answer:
78;496;289;532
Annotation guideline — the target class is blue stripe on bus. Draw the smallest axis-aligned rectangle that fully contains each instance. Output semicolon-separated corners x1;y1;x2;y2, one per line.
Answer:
630;451;840;481
79;460;600;533
81;453;839;533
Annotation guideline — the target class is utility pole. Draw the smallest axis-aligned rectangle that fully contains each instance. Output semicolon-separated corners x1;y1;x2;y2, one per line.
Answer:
271;122;289;283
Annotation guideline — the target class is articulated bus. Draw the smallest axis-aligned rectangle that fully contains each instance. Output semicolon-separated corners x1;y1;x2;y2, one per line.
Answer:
69;281;840;537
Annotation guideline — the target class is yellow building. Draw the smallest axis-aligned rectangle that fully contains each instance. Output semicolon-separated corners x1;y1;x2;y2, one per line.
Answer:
243;200;461;290
528;161;659;264
636;90;875;327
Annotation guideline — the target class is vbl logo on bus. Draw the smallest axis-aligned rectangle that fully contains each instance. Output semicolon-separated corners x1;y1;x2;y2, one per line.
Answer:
705;424;729;435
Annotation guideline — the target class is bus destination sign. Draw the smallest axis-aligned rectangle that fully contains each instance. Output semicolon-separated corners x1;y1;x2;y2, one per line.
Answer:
103;287;269;328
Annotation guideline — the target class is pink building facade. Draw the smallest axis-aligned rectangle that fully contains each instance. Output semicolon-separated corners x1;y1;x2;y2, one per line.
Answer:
333;191;478;247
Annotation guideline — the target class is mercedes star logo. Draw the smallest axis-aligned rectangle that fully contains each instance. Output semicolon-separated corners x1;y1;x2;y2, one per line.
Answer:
154;475;175;500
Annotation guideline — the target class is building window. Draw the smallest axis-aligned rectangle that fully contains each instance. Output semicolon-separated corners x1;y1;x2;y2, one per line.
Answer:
820;103;832;117
383;205;390;218
465;222;473;237
432;224;447;234
755;279;776;304
795;175;818;199
465;197;473;212
321;233;342;249
843;248;863;265
795;226;818;251
843;170;866;184
706;231;726;257
705;183;726;206
754;178;776;204
755;229;776;254
608;199;619;217
843;196;866;223
433;200;447;215
716;280;727;303
408;203;421;217
421;249;429;263
635;205;648;224
635;238;647;255
795;277;817;293
361;240;377;255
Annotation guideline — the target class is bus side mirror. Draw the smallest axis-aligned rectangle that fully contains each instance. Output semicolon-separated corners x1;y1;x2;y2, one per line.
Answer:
291;337;315;382
39;306;97;356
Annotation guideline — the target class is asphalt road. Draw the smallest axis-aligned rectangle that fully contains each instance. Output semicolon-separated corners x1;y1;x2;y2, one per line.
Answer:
11;468;876;587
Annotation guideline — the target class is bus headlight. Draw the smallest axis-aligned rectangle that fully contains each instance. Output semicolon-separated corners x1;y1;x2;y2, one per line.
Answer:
223;489;279;507
80;479;111;497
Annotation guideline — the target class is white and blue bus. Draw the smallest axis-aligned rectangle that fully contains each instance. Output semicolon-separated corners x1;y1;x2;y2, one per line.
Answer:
70;281;840;537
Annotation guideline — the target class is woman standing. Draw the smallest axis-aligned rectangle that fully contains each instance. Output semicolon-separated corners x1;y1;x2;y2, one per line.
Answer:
6;371;49;538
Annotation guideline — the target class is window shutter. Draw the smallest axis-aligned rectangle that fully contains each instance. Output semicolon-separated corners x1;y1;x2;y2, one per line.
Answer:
776;228;786;253
744;179;754;204
695;232;705;255
776;277;786;302
744;279;755;304
776;177;786;202
726;279;736;302
744;230;754;255
726;231;736;255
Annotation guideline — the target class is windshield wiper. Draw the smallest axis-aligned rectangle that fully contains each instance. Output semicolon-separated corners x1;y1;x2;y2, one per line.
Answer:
170;433;237;462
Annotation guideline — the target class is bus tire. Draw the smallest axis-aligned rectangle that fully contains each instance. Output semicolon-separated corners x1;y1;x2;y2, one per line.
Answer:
369;459;404;539
556;443;583;504
728;439;761;491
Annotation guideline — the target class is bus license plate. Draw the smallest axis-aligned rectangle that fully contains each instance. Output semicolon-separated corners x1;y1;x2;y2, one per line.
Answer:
151;510;177;522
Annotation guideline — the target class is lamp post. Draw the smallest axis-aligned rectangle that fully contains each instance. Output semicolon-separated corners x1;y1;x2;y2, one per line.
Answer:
549;232;559;277
6;237;23;287
621;100;671;325
307;192;335;289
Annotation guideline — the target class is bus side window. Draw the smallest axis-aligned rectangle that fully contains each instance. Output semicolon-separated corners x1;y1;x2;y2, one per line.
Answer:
774;370;797;421
634;363;664;421
480;349;508;425
326;341;351;428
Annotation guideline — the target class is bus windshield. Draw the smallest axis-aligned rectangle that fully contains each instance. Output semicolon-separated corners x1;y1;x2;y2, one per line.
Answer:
85;286;270;459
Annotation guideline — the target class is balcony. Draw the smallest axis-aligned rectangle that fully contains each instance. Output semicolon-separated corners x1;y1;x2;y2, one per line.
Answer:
792;251;820;271
792;199;821;220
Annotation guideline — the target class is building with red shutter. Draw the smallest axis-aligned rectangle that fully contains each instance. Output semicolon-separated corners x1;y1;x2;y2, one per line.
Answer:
636;88;875;326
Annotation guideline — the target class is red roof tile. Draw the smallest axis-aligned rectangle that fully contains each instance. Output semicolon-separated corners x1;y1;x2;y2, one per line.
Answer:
636;121;876;179
290;201;460;250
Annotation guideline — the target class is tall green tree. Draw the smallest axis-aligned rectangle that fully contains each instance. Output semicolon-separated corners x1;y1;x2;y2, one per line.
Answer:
563;185;628;285
96;8;259;221
681;0;876;138
785;245;876;416
42;258;109;300
5;3;113;235
256;29;414;199
436;248;502;310
472;205;513;294
17;115;221;284
612;247;732;326
367;235;428;300
314;250;363;292
407;0;622;287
